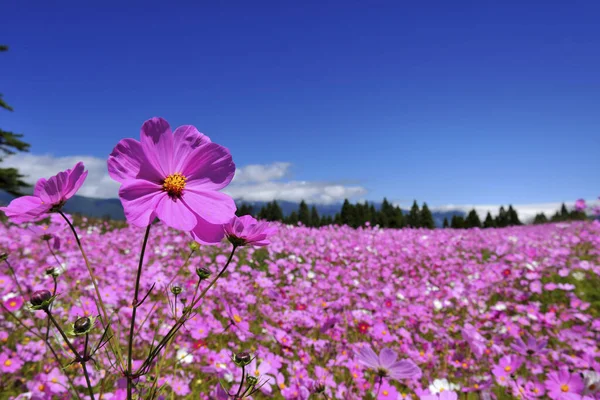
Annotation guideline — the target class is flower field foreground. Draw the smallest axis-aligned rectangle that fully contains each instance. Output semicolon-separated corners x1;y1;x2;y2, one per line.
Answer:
1;218;600;399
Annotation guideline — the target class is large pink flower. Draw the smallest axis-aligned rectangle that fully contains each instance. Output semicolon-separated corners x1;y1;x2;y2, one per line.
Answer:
223;215;277;247
0;162;87;224
108;117;236;243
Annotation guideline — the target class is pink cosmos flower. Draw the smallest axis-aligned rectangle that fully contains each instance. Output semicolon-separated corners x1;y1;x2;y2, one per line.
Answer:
108;117;236;243
3;295;23;312
355;346;421;380
575;199;587;211
0;162;87;224
0;352;24;374
223;214;277;247
545;370;585;399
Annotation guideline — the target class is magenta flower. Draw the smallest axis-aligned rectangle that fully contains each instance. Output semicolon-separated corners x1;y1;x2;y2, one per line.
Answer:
223;215;276;247
492;355;523;386
0;352;24;374
545;370;585;399
108;117;236;243
511;334;548;356
575;199;587;211
355;346;421;380
3;295;23;312
0;162;87;224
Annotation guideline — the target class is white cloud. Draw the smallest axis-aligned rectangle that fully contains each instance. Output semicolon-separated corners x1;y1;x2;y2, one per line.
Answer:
232;162;291;183
2;153;366;204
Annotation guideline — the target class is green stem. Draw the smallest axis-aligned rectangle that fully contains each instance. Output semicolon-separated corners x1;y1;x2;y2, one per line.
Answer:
58;211;124;368
135;245;237;376
127;224;152;400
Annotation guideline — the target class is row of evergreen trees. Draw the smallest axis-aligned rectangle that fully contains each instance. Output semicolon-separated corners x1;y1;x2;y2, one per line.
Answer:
443;205;522;229
238;200;591;230
532;203;587;224
237;199;436;228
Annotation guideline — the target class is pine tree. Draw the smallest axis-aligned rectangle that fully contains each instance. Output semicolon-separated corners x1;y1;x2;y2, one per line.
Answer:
407;200;421;228
392;206;405;228
560;203;569;220
450;215;465;229
369;204;377;226
496;206;508;227
340;199;355;227
271;200;284;222
298;200;310;226
236;203;254;217
310;206;320;227
507;205;521;226
533;213;548;224
442;217;449;228
287;211;299;225
1;45;32;196
483;212;496;228
420;202;435;229
465;209;482;228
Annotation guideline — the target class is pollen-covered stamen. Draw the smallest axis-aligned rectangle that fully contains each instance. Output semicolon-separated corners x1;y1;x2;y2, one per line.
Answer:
163;173;187;197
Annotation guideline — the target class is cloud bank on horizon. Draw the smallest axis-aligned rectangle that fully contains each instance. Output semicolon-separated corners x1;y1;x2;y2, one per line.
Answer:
4;153;594;222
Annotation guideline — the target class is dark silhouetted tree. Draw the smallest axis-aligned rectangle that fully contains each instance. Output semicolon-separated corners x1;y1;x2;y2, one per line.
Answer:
407;200;421;228
533;213;548;224
450;215;465;229
420;203;435;229
298;200;310;226
310;206;319;227
1;45;31;196
483;212;496;228
465;209;482;228
442;217;449;228
495;206;509;228
236;203;254;217
507;205;521;226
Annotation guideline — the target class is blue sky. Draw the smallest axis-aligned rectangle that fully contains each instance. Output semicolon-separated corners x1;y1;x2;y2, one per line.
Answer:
2;0;599;208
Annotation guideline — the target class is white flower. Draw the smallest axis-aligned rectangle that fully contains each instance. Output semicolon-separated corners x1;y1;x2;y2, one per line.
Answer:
583;370;600;395
492;303;507;311
307;271;316;279
572;271;586;281
428;378;460;394
176;348;193;364
433;300;443;310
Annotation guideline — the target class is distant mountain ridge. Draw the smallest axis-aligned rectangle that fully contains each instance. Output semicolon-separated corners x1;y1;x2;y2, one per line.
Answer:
0;191;465;227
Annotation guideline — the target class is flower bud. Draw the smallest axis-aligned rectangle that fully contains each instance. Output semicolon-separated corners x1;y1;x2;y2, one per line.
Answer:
233;351;252;367
0;252;8;262
195;267;211;280
30;290;52;306
171;285;182;295
246;375;258;386
74;317;91;334
188;242;200;252
41;234;53;241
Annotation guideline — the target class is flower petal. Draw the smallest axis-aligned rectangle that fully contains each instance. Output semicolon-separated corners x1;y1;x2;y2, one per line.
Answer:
63;162;87;200
180;142;235;191
118;179;162;227
379;348;398;368
355;346;380;369
172;125;211;172
155;195;197;232
108;138;151;182
140;117;174;176
388;359;421;379
0;196;51;224
181;189;236;224
189;216;226;245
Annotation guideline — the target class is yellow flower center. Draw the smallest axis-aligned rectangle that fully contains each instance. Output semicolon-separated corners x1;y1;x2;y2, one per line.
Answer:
233;315;242;324
255;370;260;376
561;384;569;392
9;301;16;307
51;377;58;383
533;388;539;393
382;330;387;335
38;384;45;391
474;384;479;389
163;173;187;197
4;359;12;366
382;390;389;396
279;383;286;389
504;366;512;372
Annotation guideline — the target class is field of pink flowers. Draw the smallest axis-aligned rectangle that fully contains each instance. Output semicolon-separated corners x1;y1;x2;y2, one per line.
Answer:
2;217;600;399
